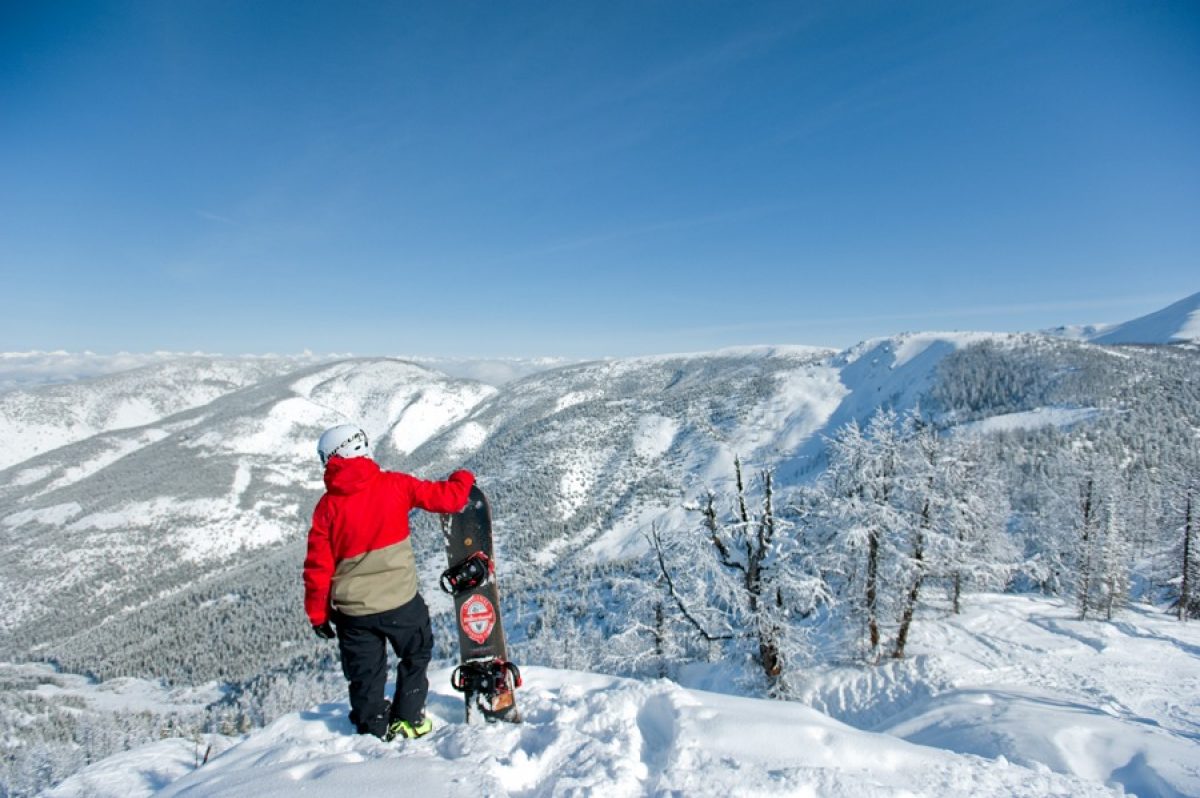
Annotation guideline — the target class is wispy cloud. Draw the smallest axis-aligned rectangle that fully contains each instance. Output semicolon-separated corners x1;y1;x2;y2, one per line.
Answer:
197;210;236;224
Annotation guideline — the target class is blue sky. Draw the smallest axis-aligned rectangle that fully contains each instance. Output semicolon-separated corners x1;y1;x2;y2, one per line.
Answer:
2;1;1197;358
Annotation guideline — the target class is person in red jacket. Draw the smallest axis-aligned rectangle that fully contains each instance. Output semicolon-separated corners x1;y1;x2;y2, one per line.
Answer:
304;423;474;740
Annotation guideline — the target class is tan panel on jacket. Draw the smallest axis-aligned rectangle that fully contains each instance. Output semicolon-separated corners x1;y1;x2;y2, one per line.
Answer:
331;538;418;616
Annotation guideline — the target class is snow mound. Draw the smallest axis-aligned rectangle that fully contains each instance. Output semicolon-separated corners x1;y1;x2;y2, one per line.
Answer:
799;595;1200;798
1092;292;1200;345
103;667;1114;798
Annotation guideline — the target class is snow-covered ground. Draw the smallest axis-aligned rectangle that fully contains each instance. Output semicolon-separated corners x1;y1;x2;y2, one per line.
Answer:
799;595;1200;798
52;667;1109;798
46;595;1200;797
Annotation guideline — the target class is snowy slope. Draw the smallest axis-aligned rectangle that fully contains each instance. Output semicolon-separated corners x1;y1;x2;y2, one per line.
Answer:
399;335;1024;568
50;666;1116;798
0;357;315;471
797;595;1200;797
401;346;844;563
1091;291;1200;345
404;355;575;385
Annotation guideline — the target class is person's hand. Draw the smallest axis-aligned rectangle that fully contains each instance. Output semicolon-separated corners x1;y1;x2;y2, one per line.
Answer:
312;621;335;640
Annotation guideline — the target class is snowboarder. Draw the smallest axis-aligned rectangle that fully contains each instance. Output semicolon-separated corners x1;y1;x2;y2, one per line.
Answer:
303;423;475;740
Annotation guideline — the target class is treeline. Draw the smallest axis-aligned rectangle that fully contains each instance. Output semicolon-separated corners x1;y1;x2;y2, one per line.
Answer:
512;341;1200;695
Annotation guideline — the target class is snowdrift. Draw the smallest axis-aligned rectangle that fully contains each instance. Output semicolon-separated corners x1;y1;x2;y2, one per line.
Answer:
52;666;1115;798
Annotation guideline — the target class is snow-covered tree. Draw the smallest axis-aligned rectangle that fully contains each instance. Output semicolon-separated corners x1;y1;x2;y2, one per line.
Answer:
940;433;1013;614
821;411;913;660
1172;480;1200;621
651;457;829;696
817;409;1014;661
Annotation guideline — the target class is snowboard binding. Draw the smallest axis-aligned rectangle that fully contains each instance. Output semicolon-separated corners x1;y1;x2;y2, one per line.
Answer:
451;658;522;722
440;551;493;595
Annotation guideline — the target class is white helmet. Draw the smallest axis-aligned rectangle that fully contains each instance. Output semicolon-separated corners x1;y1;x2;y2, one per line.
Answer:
317;424;370;465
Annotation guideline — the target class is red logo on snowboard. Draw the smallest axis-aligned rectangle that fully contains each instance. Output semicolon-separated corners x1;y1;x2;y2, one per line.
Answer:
460;595;496;644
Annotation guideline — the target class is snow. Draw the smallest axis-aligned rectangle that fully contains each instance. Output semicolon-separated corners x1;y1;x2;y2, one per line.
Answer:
2;501;81;529
446;421;489;455
103;666;1114;798
41;428;170;493
0;357;313;470
193;396;329;460
1;661;223;716
798;595;1200;797
554;450;603;521
387;389;491;455
50;594;1198;796
397;356;572;386
742;365;848;456
42;737;236;798
617;344;835;363
0;351;336;392
65;496;291;561
890;331;1003;368
632;415;679;460
289;359;496;457
584;504;693;561
957;406;1099;434
774;332;1018;481
554;388;601;413
6;464;54;486
230;462;252;499
1092;292;1200;345
1180;309;1200;340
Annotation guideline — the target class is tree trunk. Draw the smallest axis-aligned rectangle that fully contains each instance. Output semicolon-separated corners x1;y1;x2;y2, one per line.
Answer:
654;601;667;677
1182;489;1194;622
866;526;881;654
893;497;929;659
1077;477;1095;621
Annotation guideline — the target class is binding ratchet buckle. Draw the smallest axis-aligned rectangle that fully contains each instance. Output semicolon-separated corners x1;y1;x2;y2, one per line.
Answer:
440;551;493;595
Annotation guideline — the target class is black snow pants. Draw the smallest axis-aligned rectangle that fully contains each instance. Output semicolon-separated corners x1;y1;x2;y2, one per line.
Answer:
332;593;433;737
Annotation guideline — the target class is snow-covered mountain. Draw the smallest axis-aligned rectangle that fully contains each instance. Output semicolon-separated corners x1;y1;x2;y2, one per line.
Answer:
0;353;567;477
0;357;315;471
1091;291;1200;345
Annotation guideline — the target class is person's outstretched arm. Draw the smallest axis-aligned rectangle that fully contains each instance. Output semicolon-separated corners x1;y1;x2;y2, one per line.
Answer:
394;469;475;514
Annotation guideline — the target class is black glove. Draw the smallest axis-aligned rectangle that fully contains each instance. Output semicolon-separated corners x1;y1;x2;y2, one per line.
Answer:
312;621;335;640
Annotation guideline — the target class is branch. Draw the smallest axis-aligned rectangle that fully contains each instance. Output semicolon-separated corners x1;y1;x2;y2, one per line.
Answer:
646;525;734;642
700;490;746;574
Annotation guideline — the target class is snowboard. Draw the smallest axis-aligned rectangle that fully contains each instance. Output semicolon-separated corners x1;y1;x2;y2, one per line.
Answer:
440;485;522;724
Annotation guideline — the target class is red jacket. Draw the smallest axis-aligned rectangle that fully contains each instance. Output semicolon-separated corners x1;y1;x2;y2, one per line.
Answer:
303;457;474;625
